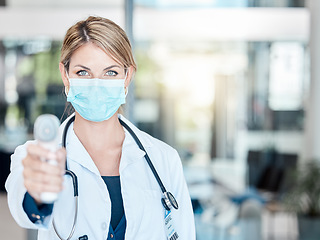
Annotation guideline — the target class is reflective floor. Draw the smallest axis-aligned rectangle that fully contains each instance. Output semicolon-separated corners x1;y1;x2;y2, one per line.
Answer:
195;210;298;240
0;193;25;240
1;192;298;240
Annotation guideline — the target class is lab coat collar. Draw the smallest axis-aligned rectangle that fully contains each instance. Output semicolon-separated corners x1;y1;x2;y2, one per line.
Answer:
58;113;152;175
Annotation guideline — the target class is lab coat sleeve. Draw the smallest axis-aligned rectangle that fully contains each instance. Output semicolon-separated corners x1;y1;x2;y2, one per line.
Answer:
169;149;196;240
5;141;53;229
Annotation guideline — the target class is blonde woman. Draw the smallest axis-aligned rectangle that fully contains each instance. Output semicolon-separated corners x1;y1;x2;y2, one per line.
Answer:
6;16;195;240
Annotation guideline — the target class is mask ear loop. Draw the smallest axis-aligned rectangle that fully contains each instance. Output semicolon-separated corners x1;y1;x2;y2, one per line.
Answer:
124;69;129;96
65;71;70;96
65;86;69;96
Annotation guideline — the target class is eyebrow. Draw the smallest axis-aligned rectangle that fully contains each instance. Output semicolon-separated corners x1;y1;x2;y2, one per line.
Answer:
74;64;121;71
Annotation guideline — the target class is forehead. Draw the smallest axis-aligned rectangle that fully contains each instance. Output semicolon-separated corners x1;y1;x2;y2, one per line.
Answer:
69;42;120;68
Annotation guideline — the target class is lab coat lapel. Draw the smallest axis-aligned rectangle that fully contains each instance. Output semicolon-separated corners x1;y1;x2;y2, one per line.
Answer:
118;114;153;172
61;120;101;176
119;130;146;172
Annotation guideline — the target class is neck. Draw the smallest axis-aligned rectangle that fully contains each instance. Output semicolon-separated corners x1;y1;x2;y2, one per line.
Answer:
73;112;125;152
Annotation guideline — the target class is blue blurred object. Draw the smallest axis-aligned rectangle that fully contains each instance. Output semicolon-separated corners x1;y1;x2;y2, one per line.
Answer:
229;187;267;205
191;198;204;214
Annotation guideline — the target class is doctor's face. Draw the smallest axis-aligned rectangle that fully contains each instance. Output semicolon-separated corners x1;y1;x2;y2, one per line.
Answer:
59;42;132;88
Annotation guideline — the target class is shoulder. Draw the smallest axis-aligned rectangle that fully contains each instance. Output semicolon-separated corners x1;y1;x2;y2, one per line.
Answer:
136;128;183;175
136;126;180;160
119;114;177;152
141;130;176;153
119;114;181;165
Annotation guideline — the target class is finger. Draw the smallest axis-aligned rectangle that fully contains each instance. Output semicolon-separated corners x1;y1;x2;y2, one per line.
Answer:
27;144;50;159
27;144;60;165
24;153;65;176
22;155;44;173
40;181;63;193
24;168;64;185
25;179;63;194
24;157;63;176
39;161;64;175
27;192;41;204
22;154;35;167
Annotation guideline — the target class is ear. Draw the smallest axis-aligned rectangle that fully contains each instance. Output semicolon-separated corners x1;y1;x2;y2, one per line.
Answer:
59;62;69;88
124;66;135;88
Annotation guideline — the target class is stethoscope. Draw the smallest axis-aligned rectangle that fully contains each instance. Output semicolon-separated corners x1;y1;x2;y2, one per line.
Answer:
53;115;179;240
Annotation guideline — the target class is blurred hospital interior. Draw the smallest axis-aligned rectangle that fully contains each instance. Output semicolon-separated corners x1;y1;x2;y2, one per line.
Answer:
1;0;320;239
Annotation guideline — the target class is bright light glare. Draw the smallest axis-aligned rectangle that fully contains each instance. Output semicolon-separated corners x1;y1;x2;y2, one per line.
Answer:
269;42;304;110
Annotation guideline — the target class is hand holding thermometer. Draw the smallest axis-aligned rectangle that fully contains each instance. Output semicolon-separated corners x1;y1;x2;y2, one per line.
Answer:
34;114;61;203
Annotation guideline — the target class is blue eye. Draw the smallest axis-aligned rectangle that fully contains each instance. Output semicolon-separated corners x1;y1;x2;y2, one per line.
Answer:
76;70;89;76
106;70;118;76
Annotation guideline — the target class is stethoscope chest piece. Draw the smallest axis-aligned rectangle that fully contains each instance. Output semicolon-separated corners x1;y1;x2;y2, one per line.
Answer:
162;192;179;211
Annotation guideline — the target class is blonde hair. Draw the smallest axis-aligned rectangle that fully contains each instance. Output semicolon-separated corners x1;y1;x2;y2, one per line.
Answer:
60;16;136;119
60;16;136;73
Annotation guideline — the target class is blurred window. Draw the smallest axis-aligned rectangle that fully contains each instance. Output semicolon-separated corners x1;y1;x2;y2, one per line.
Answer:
0;2;309;160
135;0;305;8
269;42;305;111
0;39;64;151
5;0;123;7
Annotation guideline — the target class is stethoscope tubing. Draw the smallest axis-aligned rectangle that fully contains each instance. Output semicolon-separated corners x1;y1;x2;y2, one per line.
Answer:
53;195;78;240
62;115;169;196
118;118;168;194
54;115;178;240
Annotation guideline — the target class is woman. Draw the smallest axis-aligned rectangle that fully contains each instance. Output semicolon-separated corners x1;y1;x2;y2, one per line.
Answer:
6;16;195;239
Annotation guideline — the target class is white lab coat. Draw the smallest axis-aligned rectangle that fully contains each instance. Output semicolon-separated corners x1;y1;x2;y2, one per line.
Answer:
5;114;196;240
